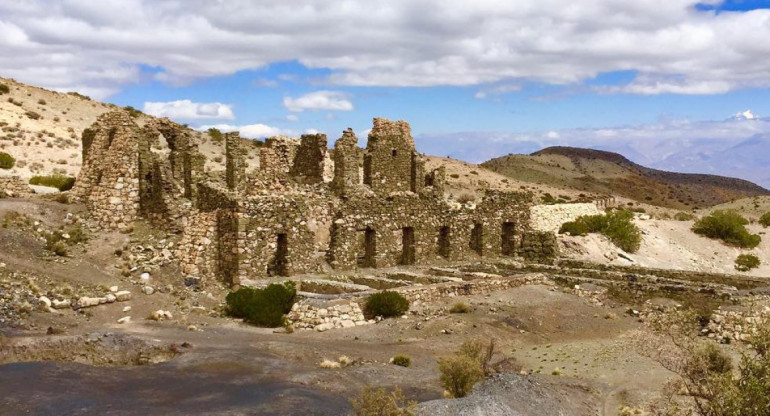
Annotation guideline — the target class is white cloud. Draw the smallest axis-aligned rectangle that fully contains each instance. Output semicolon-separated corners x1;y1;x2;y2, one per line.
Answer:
286;114;299;122
196;123;294;139
143;100;234;120
2;1;770;95
733;110;759;120
417;113;770;186
474;84;521;99
283;91;353;112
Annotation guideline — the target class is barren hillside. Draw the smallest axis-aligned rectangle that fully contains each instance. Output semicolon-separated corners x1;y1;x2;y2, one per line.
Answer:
482;146;770;209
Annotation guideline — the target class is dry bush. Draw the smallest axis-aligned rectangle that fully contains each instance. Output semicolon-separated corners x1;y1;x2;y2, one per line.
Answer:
456;193;476;204
350;386;416;416
438;338;496;398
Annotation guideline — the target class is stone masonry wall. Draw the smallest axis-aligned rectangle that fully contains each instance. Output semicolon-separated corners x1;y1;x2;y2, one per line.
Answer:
363;118;417;195
331;128;361;196
260;136;299;176
71;111;141;230
529;203;602;233
0;176;32;198
290;133;327;183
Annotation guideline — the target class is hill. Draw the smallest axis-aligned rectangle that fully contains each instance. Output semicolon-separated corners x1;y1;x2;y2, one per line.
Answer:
481;146;770;209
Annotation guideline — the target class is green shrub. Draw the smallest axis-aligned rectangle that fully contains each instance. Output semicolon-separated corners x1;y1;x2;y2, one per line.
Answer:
392;355;411;367
350;386;416;416
674;212;695;221
364;291;410;319
759;212;770;227
29;175;76;191
0;84;9;94
225;282;297;327
558;221;589;236
124;106;142;118
48;241;68;256
735;254;760;272
439;355;484;398
449;301;471;314
0;152;15;169
208;128;223;142
559;210;641;252
37;99;46;105
692;210;761;248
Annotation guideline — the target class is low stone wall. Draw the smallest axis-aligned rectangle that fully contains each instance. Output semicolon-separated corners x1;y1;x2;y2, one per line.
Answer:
0;176;32;197
529;203;601;233
518;231;558;263
286;273;552;331
707;302;770;343
287;299;369;331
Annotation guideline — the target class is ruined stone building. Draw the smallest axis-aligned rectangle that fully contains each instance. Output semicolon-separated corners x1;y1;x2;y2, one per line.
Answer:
73;111;556;285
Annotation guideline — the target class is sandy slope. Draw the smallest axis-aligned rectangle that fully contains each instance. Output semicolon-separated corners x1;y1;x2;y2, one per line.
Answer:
561;218;770;276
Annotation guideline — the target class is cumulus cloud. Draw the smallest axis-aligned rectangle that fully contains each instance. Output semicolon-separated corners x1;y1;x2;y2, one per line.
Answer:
2;1;770;95
143;100;234;120
196;123;294;139
283;91;353;112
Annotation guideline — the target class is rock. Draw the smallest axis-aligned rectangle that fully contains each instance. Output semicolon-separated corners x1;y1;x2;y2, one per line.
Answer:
142;286;155;295
38;296;52;311
340;320;356;328
140;272;150;281
315;323;334;332
117;316;131;324
122;306;132;312
52;299;71;309
187;325;198;331
109;286;119;292
114;291;132;301
190;306;207;314
78;297;102;308
105;294;117;303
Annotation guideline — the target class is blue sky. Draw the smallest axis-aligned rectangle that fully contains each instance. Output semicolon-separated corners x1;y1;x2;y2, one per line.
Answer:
2;0;770;183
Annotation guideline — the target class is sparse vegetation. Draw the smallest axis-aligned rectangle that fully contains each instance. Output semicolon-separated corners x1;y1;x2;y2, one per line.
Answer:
37;99;46;105
0;151;15;169
674;212;695;221
449;301;471;314
559;209;642;252
692;210;761;248
438;338;496;398
350;386;416;416
0;84;9;95
734;254;760;272
759;212;770;227
208;127;224;142
44;225;88;257
29;175;76;191
25;111;41;120
124;106;142;118
391;355;411;367
364;291;409;319
225;282;297;327
644;311;770;416
456;192;476;204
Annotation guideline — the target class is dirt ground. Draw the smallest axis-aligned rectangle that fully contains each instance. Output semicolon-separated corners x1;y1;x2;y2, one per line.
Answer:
0;196;754;416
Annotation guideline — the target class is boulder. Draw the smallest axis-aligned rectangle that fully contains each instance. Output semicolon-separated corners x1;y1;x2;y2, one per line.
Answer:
114;291;132;301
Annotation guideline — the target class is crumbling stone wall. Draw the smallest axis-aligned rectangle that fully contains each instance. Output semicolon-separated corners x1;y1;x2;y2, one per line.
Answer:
331;128;361;195
327;190;532;271
260;136;299;176
225;132;246;190
71;111;142;230
290;134;327;183
530;203;602;233
363;118;419;195
517;231;559;263
0;176;32;198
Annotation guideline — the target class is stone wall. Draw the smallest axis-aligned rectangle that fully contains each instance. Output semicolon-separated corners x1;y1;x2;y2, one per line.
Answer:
71;111;141;230
290;134;327;183
363;118;418;195
529;203;602;233
707;302;770;343
260;136;299;176
0;176;32;198
517;231;559;263
286;274;552;331
331;128;361;196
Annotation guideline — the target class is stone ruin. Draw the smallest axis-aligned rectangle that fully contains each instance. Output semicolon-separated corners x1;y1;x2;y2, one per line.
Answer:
72;111;558;284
